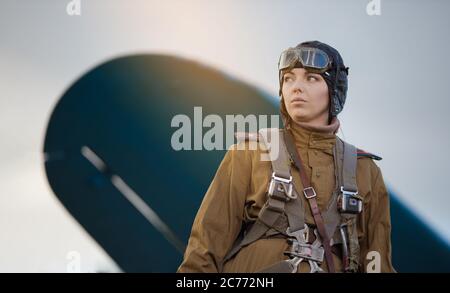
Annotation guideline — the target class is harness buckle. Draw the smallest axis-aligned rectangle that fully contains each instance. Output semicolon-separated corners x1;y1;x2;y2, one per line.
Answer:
268;172;296;200
303;186;317;199
285;226;325;264
338;186;362;214
340;186;358;196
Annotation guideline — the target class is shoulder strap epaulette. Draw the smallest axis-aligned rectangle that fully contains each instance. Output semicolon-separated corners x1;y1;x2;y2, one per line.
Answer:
234;131;261;142
356;148;382;161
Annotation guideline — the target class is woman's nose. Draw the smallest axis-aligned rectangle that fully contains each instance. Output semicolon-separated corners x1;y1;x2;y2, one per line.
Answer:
291;80;305;93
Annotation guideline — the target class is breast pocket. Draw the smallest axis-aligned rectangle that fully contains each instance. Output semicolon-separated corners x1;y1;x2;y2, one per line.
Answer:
310;164;337;209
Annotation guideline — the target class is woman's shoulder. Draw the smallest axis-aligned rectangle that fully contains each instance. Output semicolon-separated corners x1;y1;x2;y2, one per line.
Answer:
356;146;383;173
339;138;383;184
227;130;277;168
228;132;267;161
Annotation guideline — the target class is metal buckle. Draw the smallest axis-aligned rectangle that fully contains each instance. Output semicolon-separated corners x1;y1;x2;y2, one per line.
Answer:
339;186;362;214
303;187;317;199
285;226;324;263
271;172;292;184
340;186;358;196
268;172;296;199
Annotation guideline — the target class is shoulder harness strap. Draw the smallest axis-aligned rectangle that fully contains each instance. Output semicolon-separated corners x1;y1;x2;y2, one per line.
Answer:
335;137;361;272
234;131;262;143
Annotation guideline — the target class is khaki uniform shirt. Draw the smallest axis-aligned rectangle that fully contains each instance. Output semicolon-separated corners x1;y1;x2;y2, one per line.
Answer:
178;125;395;273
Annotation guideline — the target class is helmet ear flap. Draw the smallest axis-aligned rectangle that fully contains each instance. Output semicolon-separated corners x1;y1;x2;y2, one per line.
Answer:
330;67;349;117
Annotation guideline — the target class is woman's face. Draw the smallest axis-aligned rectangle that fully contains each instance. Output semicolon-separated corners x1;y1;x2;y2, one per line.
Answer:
282;68;330;126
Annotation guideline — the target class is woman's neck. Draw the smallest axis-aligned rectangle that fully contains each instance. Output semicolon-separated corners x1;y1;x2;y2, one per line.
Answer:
289;116;340;134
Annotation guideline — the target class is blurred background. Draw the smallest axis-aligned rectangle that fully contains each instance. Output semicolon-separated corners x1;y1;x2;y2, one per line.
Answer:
1;0;449;272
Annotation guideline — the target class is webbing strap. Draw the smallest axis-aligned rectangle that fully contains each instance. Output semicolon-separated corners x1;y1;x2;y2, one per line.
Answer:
341;139;358;193
260;129;305;233
334;137;360;272
259;128;291;180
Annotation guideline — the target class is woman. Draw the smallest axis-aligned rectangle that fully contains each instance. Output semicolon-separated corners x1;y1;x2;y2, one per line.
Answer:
177;40;395;273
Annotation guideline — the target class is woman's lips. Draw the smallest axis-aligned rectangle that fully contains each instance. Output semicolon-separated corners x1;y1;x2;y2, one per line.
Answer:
291;97;307;104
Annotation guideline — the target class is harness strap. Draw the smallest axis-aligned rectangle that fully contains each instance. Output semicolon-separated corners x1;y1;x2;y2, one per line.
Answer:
260;129;305;233
335;138;360;272
283;129;336;273
222;130;360;273
221;128;305;268
341;138;358;193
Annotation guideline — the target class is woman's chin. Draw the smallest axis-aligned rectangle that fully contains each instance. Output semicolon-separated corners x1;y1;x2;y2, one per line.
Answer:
289;111;309;122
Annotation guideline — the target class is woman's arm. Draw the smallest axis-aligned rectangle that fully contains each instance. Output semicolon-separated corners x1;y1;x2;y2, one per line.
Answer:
360;165;396;273
177;144;252;272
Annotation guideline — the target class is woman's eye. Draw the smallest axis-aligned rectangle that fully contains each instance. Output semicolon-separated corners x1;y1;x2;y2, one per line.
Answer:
307;75;318;81
284;76;292;82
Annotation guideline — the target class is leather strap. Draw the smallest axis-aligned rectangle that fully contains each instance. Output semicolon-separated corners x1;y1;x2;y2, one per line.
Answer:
283;129;336;273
